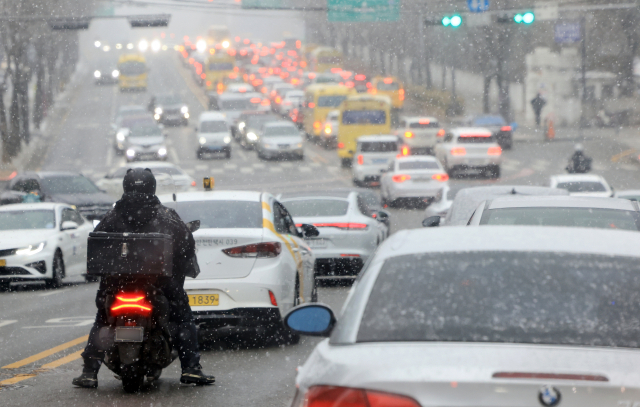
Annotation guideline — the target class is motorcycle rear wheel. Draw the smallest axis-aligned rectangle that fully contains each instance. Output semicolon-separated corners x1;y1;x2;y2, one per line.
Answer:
121;364;145;393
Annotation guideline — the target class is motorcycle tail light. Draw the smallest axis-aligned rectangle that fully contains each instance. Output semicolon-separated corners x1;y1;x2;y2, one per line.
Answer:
110;292;152;317
223;242;281;258
301;386;420;407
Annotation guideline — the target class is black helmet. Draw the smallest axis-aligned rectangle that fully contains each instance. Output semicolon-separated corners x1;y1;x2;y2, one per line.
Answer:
123;168;156;195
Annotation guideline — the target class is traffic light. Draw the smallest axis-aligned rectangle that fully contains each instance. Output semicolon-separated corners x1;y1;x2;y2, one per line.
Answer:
442;14;462;28
514;11;535;24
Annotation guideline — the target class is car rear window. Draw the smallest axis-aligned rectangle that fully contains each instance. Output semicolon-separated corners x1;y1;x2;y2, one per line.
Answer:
220;99;252;110
457;135;495;143
283;199;349;217
377;82;399;91
556;181;607;193
41;176;100;194
398;161;439;170
358;141;397;153
342;110;386;125
409;122;439;129
480;207;640;230
169;201;262;229
358;252;640;348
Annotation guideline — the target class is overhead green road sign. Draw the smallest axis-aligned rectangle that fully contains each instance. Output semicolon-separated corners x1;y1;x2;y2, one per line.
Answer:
242;0;286;9
328;0;400;22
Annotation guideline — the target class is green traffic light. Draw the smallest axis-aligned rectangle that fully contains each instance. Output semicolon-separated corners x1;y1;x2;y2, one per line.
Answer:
442;16;451;26
514;13;523;23
450;15;462;27
523;12;534;24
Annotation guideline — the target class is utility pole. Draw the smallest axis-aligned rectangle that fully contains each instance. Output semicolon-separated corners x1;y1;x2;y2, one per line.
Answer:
579;15;587;129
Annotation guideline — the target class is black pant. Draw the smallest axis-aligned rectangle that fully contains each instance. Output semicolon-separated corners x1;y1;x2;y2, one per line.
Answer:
81;275;201;371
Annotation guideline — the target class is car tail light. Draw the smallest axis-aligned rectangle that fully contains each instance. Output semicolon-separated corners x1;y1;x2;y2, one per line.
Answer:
302;386;421;407
451;147;466;156
110;292;153;317
357;154;363;165
314;121;321;130
432;173;449;182
392;174;411;183
261;99;270;106
355;74;366;81
308;102;315;108
337;142;344;149
501;125;512;132
345;81;354;88
397;146;410;157
399;88;405;101
437;128;445;137
268;290;278;306
310;223;368;230
191;180;196;186
222;242;281;258
488;146;502;156
404;131;414;138
261;86;267;93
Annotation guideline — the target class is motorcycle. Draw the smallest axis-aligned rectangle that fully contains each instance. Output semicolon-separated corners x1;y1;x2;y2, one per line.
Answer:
566;153;592;174
86;228;196;392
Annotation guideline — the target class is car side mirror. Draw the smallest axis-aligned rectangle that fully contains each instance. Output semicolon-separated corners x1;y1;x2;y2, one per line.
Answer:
373;210;389;222
422;215;441;227
186;220;200;233
61;221;79;231
299;223;320;238
284;303;336;337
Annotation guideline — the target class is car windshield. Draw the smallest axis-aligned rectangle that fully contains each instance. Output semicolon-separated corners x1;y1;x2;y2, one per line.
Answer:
358;252;640;348
317;96;347;107
342;110;386;125
0;210;56;230
283;199;349;217
556;181;607;193
156;95;182;105
220;99;252;110
200;121;227;133
168;201;262;228
128;126;162;138
472;116;506;126
263;126;299;136
359;141;397;152
398;161;439;170
247;115;279;128
457;135;495;143
122;118;156;129
40;176;100;194
480;207;640;230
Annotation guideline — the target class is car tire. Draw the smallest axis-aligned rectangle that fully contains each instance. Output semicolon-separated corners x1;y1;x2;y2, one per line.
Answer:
0;281;11;292
297;154;304;161
46;250;64;289
85;275;99;283
225;150;231;159
487;165;500;179
341;158;351;168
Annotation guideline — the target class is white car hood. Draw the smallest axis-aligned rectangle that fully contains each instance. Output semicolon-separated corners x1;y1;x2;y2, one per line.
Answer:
260;136;302;145
126;136;164;146
199;131;229;142
0;229;59;249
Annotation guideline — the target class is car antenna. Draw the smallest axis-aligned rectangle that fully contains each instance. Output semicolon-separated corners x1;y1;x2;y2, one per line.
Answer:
511;188;517;195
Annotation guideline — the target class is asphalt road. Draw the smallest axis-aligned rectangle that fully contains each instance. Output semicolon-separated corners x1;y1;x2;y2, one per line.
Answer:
2;51;640;405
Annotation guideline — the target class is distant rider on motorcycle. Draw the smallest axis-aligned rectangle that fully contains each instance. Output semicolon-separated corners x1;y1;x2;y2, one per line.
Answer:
72;168;215;388
566;144;592;174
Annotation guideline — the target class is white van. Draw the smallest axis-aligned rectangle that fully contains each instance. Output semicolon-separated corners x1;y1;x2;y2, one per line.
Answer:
196;111;232;159
352;135;402;186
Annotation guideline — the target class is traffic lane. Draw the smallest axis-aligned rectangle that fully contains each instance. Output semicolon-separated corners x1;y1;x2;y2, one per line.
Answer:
0;285;350;406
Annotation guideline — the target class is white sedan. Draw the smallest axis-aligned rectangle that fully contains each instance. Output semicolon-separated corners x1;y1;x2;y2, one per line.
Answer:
0;203;94;289
380;156;449;207
96;161;196;199
550;173;613;197
285;225;640;407
434;127;502;178
159;190;317;344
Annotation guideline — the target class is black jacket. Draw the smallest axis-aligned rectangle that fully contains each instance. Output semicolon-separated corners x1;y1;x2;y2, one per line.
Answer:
95;192;199;279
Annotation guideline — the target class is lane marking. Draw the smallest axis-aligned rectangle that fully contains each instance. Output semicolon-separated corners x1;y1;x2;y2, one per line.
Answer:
173;55;208;109
611;148;636;163
2;334;88;369
0;350;84;387
39;349;83;370
38;288;71;297
0;320;17;328
0;373;38;386
170;147;180;164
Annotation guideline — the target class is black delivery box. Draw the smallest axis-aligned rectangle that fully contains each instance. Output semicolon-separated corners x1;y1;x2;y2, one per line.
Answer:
87;232;173;277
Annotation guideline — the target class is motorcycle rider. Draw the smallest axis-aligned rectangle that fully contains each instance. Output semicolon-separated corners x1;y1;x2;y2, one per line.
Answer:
567;144;592;173
72;168;215;388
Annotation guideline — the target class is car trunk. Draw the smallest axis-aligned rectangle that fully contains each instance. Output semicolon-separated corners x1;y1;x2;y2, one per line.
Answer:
292;214;355;252
192;228;263;279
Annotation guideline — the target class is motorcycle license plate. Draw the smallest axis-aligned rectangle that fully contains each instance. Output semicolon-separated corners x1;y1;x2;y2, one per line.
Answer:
188;294;219;307
115;327;144;343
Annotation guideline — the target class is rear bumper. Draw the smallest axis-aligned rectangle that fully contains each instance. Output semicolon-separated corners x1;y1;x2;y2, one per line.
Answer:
353;164;387;181
314;257;365;279
446;156;501;168
192;307;281;329
387;184;444;201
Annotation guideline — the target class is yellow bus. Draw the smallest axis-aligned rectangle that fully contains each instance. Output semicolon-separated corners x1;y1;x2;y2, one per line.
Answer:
309;47;343;73
117;54;147;92
303;84;353;140
370;76;405;109
337;95;392;167
205;50;236;92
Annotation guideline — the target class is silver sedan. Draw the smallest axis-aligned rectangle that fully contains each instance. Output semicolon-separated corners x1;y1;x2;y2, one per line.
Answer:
380;155;449;207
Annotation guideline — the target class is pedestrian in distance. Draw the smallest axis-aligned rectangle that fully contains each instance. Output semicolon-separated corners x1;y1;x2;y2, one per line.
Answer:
530;93;547;127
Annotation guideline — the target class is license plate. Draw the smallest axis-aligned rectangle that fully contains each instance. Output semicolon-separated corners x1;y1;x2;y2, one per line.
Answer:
469;159;486;166
372;158;388;164
115;327;144;343
188;294;219;307
414;177;431;182
0;259;5;267
306;238;327;248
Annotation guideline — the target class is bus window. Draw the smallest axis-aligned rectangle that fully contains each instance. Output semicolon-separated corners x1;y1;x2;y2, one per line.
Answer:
317;95;347;108
342;110;386;125
119;61;146;76
376;81;399;91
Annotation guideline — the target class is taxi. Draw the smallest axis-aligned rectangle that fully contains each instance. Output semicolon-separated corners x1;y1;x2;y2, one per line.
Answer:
370;76;404;109
158;184;318;345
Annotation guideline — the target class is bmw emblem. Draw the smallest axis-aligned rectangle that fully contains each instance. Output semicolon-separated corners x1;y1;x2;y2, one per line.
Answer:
539;385;561;406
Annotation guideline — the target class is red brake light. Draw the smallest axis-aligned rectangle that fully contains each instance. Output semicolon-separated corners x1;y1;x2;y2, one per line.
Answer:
488;146;502;156
261;99;270;106
304;386;420;407
110;292;152;317
451;147;466;156
401;146;410;156
355;74;366;81
404;131;414;138
313;121;321;129
261;86;267;93
337;142;344;149
312;223;368;230
501;125;512;132
191;180;196;186
250;97;261;103
357;154;363;165
432;173;449;182
392;174;411;183
268;290;278;306
399;88;405;101
383;77;393;84
222;242;281;258
437;128;445;137
460;133;491;138
308;102;315;108
330;67;342;73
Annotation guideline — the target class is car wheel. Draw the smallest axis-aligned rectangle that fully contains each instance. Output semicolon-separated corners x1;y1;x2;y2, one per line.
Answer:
85;275;99;283
0;281;11;292
46;250;64;289
225;150;231;159
297;154;304;161
486;165;500;179
341;158;351;168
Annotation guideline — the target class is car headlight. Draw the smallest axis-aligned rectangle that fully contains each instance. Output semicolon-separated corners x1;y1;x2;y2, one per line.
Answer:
181;106;188;114
223;136;231;144
199;137;206;145
154;107;162;115
238;122;246;131
158;147;167;156
154;114;160;120
184;112;190;119
94;70;101;78
116;131;126;141
16;242;46;256
264;143;274;149
126;149;136;157
297;143;303;148
111;70;119;78
247;132;257;141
